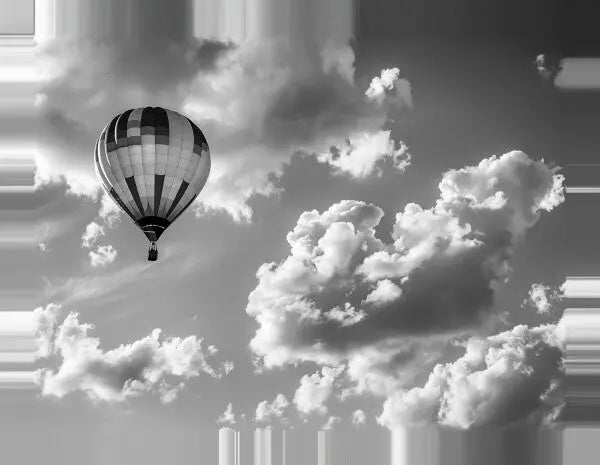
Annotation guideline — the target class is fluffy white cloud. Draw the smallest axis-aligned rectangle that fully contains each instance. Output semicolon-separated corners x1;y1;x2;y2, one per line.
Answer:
352;409;366;427
82;220;117;267
294;366;344;416
364;279;403;307
255;394;289;424
218;403;237;426
81;221;104;248
32;303;62;359
89;244;117;267
247;151;565;397
32;304;232;403
317;130;410;179
80;192;123;267
365;68;412;106
36;16;411;221
378;324;564;429
523;283;563;319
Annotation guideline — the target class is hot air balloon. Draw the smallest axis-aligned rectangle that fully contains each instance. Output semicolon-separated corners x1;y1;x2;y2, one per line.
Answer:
94;107;211;261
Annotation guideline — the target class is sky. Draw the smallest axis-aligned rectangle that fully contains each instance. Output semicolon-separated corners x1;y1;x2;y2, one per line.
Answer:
0;0;34;35
1;1;600;465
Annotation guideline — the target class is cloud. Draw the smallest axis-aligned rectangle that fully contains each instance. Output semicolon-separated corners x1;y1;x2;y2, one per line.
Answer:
89;245;117;267
159;381;186;405
98;192;122;228
81;222;104;248
37;13;411;221
80;192;123;267
322;415;342;430
377;324;564;429
364;279;403;307
523;283;564;320
32;303;62;359
183;40;412;221
218;403;237;426
42;246;208;307
33;304;232;403
294;366;344;416
365;68;412;106
316;130;410;179
81;221;116;266
255;394;290;424
34;2;230;198
352;409;366;427
247;151;565;395
534;54;562;83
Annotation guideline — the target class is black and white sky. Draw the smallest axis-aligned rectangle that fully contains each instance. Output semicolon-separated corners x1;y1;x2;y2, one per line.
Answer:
2;1;600;464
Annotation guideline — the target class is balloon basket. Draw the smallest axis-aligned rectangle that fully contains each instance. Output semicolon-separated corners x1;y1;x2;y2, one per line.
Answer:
148;242;158;261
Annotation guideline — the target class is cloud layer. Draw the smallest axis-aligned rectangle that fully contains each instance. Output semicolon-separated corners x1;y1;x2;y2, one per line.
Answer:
36;15;411;220
247;151;565;405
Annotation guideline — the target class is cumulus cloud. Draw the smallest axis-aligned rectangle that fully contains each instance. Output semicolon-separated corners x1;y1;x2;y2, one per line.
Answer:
32;304;232;403
218;403;237;426
247;151;565;395
365;68;412;106
36;4;411;221
523;283;564;320
364;279;403;307
377;324;564;429
81;222;104;248
294;366;344;416
352;409;366;427
182;41;412;221
32;303;62;359
89;244;117;267
255;393;290;424
316;130;410;179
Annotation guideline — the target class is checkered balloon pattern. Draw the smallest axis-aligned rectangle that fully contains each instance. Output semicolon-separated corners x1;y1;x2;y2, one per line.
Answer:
94;107;211;242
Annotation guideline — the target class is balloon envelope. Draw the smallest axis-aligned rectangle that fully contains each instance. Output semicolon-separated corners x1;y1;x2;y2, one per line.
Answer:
94;106;210;244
